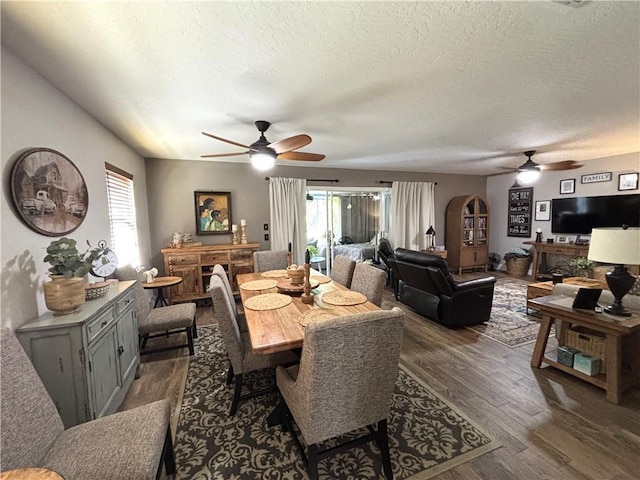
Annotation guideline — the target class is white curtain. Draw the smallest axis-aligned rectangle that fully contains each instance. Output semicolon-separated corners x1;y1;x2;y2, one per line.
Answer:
390;181;435;250
269;177;307;264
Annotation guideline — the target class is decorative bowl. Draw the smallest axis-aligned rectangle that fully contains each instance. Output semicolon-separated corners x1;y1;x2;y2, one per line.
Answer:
85;281;110;300
287;268;305;285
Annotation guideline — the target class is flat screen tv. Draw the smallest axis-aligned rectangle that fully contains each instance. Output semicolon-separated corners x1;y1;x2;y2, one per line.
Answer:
551;194;640;234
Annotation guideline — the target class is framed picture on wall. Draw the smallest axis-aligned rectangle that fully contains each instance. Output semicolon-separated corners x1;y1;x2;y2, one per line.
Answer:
534;200;551;221
618;172;638;191
559;178;575;195
194;191;232;235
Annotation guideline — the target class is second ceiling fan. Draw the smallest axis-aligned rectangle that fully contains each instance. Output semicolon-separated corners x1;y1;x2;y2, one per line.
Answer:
201;120;325;170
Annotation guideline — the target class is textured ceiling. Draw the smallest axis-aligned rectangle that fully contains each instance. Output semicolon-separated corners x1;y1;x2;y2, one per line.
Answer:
2;1;639;175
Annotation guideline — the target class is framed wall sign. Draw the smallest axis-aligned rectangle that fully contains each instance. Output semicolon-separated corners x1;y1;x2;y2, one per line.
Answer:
581;172;611;184
559;178;575;195
535;200;551;221
194;191;232;235
618;172;638;191
507;187;533;237
10;148;88;236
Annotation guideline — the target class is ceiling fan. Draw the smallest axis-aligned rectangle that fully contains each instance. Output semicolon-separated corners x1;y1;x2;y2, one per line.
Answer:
201;120;325;170
501;150;582;183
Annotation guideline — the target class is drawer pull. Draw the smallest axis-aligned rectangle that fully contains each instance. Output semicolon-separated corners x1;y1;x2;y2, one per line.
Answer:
101;320;108;328
118;345;124;356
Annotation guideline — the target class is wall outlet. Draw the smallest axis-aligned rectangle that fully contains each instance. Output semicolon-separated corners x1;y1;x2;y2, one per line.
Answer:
263;223;269;230
264;233;269;241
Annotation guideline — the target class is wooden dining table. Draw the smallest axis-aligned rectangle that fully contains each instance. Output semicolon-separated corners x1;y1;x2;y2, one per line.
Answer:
237;270;380;355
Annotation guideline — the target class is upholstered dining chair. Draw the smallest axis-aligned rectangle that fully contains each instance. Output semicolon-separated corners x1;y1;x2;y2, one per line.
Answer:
253;250;289;272
1;328;176;479
329;255;356;288
117;266;197;356
350;262;387;307
211;264;247;332
276;307;405;480
210;275;298;416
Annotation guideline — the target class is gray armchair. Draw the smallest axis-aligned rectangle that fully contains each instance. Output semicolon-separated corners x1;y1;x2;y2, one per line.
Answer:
253;250;289;272
0;328;175;479
276;307;405;480
210;275;298;415
350;262;387;306
329;255;356;288
117;266;197;355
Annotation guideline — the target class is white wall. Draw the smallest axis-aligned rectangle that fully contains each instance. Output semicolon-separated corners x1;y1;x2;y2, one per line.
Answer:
487;152;640;270
1;47;152;329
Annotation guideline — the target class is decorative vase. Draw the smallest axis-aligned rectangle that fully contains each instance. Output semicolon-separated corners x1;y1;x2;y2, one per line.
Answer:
44;275;85;316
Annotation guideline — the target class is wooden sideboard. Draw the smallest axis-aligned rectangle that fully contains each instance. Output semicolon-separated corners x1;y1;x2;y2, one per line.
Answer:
17;281;138;428
161;243;260;303
524;241;590;281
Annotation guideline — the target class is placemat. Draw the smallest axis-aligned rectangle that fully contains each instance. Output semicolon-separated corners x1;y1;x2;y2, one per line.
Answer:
239;279;278;291
321;290;368;306
310;275;331;284
299;307;340;327
260;270;289;278
244;293;293;311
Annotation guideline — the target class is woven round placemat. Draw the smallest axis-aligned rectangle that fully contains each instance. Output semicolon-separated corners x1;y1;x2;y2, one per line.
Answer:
244;293;293;311
299;307;340;327
260;269;289;278
240;279;278;291
321;290;368;306
310;275;331;284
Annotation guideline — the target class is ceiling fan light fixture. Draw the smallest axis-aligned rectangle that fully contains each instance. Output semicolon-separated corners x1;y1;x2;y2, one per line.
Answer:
517;169;540;184
250;151;276;170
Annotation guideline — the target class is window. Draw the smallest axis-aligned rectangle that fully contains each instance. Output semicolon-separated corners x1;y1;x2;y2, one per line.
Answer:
105;163;140;268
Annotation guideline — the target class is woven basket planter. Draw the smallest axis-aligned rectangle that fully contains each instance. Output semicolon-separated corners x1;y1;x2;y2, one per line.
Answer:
505;257;532;277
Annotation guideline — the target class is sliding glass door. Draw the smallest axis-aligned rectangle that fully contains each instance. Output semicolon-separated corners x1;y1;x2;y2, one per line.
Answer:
306;187;391;275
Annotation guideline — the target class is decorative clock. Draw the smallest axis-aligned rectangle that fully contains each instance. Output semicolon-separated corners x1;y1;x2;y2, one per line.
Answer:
91;240;118;279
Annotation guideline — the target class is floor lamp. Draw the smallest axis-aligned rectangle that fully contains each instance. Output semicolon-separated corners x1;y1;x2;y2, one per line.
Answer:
587;227;640;316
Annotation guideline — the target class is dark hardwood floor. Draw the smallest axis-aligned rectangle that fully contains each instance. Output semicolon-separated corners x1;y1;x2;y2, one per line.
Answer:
121;273;640;479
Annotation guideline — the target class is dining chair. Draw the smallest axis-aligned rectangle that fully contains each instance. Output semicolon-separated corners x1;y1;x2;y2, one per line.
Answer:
276;307;405;480
350;262;387;307
210;275;298;416
329;255;356;288
211;264;247;332
117;266;197;356
253;250;289;272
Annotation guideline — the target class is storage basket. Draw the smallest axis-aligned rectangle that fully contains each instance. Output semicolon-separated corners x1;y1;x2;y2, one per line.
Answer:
505;257;532;277
566;326;606;374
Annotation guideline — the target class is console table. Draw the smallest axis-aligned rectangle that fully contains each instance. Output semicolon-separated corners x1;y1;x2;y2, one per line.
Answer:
529;295;640;404
523;241;590;281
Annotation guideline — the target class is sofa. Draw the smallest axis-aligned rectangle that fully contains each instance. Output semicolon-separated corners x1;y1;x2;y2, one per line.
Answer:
391;248;496;327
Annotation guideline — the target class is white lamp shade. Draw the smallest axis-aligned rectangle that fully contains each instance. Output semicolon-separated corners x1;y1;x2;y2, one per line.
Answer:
250;153;275;170
587;227;640;265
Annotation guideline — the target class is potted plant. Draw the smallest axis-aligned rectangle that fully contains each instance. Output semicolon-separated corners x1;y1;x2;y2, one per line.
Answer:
43;238;107;315
569;256;594;282
504;247;533;277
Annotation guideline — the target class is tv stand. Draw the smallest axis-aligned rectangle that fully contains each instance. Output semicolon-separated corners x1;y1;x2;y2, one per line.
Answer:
523;241;590;281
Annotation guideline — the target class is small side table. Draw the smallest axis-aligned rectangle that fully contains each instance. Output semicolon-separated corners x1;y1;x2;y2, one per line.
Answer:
142;276;183;307
310;255;325;271
0;468;64;480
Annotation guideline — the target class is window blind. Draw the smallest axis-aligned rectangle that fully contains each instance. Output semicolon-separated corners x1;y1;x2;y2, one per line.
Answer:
105;166;140;268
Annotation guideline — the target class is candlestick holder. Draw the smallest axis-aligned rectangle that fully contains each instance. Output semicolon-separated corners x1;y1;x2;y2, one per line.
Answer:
287;251;293;267
240;225;248;244
301;262;314;304
231;231;239;245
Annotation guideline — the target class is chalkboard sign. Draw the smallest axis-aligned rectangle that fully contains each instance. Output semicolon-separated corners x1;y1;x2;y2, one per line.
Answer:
508;187;533;237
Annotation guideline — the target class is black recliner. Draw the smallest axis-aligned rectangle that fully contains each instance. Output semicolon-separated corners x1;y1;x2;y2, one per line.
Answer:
393;248;496;327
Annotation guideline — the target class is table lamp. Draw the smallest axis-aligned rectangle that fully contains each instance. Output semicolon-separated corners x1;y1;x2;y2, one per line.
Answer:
425;225;436;251
587;226;640;316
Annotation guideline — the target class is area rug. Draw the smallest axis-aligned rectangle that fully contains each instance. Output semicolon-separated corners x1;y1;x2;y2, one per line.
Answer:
466;277;551;348
174;325;499;479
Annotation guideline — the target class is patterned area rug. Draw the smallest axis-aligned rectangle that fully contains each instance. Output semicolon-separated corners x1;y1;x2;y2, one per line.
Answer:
466;276;550;348
175;326;499;479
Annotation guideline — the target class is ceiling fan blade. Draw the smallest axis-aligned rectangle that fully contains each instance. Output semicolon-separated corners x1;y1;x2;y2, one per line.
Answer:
277;151;325;162
200;151;249;158
269;134;311;154
539;161;582;171
499;167;519;171
202;132;251;149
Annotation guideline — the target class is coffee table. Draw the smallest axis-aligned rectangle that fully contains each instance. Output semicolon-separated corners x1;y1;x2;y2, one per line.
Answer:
527;277;607;309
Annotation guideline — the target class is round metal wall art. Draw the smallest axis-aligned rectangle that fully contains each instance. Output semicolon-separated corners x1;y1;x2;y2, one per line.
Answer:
10;148;89;236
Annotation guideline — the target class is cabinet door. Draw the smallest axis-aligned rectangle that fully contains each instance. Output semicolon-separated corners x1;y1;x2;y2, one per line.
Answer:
169;265;200;300
88;328;121;419
116;305;139;383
